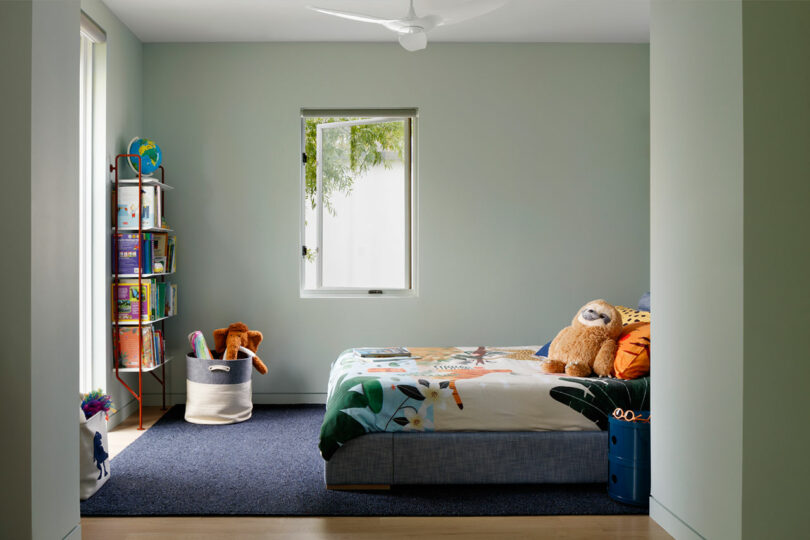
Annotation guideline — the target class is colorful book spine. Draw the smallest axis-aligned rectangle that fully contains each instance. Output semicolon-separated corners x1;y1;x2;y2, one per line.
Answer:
167;283;178;317
142;233;152;273
155;330;165;365
167;236;176;272
156;282;166;319
140;186;156;229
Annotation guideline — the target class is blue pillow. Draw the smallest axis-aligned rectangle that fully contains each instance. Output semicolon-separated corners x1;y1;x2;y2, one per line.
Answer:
535;341;551;357
638;291;651;312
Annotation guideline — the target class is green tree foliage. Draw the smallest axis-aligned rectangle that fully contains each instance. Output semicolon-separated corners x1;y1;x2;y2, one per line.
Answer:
304;118;404;215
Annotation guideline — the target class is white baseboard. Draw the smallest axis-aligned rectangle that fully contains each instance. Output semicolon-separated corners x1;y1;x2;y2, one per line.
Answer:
649;496;705;540
140;392;328;406
111;393;327;424
63;523;81;540
107;397;139;430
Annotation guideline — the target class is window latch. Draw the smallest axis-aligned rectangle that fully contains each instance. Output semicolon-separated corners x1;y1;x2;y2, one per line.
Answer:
302;245;307;257
302;152;308;164
368;290;383;295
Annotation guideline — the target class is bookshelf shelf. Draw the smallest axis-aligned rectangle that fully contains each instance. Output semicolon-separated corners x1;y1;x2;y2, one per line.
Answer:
113;315;175;326
116;356;174;373
116;178;175;190
114;271;175;279
113;227;174;233
110;157;176;430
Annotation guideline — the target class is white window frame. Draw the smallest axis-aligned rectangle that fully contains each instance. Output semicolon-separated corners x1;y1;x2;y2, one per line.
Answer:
79;13;106;393
299;109;418;298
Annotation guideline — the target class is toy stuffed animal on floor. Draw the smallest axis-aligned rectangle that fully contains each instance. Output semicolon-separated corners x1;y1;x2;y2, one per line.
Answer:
540;299;622;377
213;322;268;374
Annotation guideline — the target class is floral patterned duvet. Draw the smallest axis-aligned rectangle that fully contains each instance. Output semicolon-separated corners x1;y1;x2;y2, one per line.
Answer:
319;347;650;460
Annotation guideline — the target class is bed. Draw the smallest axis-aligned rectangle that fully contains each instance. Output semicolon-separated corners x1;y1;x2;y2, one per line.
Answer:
320;346;650;489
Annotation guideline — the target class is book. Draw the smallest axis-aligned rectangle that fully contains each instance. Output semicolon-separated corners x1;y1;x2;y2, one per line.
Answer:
114;233;141;274
155;329;165;365
140;186;156;228
112;281;151;322
155;187;162;229
142;233;152;273
117;326;155;368
156;281;166;319
117;186;140;228
167;236;176;272
152;232;168;273
117;186;157;229
353;347;411;358
167;283;178;317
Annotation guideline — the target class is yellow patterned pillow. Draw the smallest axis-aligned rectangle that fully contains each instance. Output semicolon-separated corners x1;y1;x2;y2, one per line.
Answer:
616;305;651;326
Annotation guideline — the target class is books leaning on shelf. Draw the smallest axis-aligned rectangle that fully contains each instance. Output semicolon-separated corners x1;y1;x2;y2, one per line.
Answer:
167;235;176;272
112;281;150;322
117;186;159;229
114;232;176;274
117;326;165;369
111;279;178;322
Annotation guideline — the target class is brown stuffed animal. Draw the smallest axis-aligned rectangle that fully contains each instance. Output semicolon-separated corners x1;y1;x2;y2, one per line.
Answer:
540;299;622;378
213;322;268;374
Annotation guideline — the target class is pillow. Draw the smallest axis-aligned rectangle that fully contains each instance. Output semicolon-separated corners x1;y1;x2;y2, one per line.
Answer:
638;291;651;312
616;305;650;327
613;322;650;380
534;341;551;357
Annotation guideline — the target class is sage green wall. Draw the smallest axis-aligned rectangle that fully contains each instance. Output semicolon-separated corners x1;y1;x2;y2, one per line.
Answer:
1;2;34;537
651;1;810;539
0;0;83;538
142;43;650;403
81;0;145;428
741;1;810;538
650;1;744;539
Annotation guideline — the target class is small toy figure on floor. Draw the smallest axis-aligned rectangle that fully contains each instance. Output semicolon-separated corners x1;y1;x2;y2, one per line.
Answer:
93;432;109;479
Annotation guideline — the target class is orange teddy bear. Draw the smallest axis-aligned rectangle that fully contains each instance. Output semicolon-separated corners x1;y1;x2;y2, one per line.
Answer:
213;322;268;374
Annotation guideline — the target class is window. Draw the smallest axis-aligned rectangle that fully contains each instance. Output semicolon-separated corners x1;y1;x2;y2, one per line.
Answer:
300;109;417;297
79;13;105;393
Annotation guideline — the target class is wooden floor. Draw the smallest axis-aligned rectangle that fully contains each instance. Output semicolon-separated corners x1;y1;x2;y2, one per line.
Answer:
86;407;671;540
82;516;671;540
108;406;169;459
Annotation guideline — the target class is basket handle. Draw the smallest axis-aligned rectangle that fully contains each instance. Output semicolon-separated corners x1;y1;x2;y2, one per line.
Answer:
208;365;231;372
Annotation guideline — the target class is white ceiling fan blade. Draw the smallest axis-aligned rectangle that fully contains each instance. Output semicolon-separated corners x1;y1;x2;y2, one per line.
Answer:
307;6;396;26
398;30;427;52
437;0;509;26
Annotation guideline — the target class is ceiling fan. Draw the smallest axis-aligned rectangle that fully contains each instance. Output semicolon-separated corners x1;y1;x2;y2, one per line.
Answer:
307;0;508;52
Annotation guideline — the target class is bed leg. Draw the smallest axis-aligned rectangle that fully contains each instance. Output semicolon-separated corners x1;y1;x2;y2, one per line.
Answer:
326;484;391;491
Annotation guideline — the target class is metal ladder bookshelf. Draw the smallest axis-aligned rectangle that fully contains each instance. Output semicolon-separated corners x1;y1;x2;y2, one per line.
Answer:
110;155;176;429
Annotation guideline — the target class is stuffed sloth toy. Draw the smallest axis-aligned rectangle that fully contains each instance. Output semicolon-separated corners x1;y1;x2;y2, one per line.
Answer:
213;322;268;374
540;299;622;378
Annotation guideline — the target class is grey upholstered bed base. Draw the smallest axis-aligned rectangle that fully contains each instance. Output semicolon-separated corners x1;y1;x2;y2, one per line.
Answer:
325;431;608;488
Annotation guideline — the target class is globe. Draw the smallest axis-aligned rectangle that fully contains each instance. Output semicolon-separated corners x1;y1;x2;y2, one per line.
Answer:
127;137;162;176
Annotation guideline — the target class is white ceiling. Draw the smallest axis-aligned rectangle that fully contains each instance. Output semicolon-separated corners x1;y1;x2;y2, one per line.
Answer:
101;0;650;44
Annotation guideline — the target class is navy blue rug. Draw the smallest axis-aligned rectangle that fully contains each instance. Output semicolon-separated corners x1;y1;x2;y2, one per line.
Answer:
80;405;646;516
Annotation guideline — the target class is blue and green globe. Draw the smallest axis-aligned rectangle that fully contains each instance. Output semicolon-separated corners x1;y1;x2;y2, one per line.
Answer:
127;137;162;176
